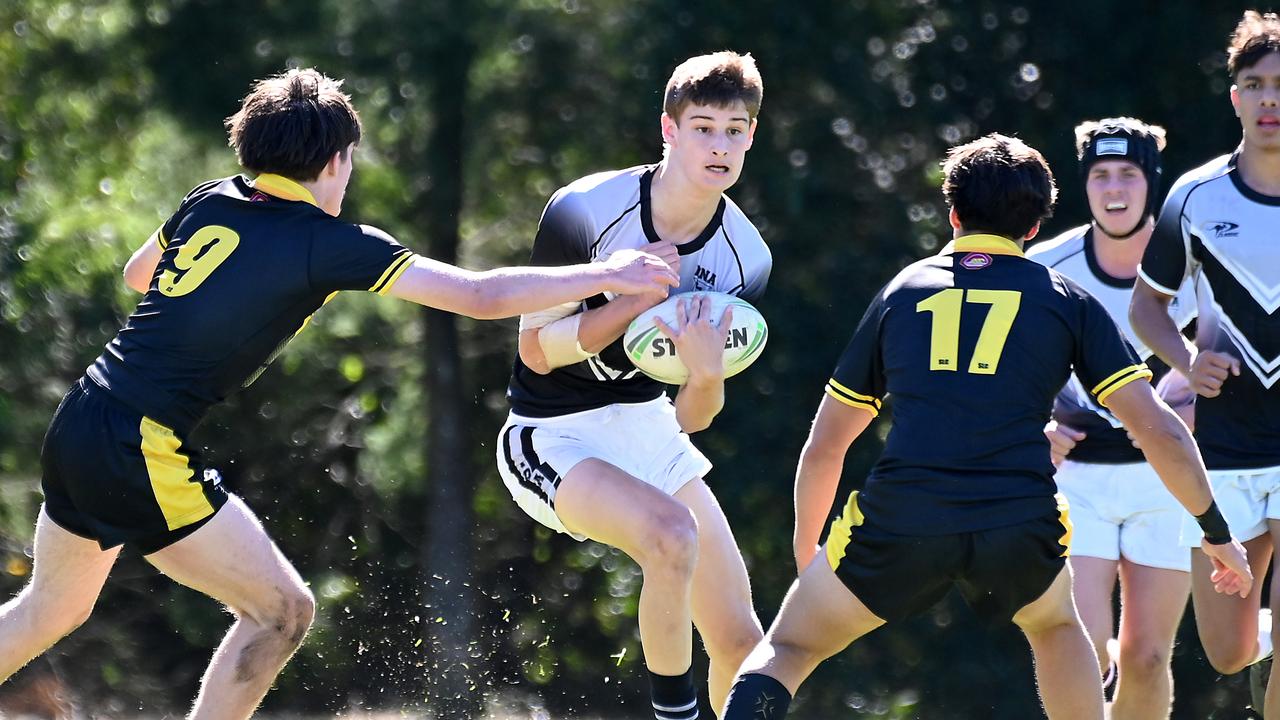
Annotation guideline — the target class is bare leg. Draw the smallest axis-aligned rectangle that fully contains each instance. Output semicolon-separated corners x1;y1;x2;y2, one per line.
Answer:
675;479;764;714
1069;556;1119;677
723;548;885;716
1110;559;1189;720
554;459;699;676
144;496;315;720
1012;567;1105;720
1263;520;1280;720
0;508;119;682
1190;533;1272;674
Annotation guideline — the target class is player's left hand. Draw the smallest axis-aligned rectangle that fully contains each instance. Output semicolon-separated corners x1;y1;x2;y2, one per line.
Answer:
654;294;731;384
1201;537;1253;598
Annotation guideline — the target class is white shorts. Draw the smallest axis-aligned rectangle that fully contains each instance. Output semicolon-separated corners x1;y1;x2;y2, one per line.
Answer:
495;397;712;541
1180;467;1280;547
1055;460;1190;572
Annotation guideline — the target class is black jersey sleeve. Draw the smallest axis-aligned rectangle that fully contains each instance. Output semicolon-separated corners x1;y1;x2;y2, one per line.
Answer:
1138;176;1196;296
528;188;594;267
158;178;225;248
1073;291;1153;407
825;291;888;417
309;222;416;294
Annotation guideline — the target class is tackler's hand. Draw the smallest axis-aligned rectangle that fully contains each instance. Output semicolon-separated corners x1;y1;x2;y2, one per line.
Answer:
603;248;679;296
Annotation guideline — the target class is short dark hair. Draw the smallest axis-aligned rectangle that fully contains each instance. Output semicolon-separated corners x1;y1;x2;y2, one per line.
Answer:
1228;11;1280;78
663;52;764;123
942;133;1057;240
225;68;362;181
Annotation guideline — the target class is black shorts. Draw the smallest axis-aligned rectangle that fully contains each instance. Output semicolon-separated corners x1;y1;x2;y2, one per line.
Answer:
825;491;1070;625
40;378;227;554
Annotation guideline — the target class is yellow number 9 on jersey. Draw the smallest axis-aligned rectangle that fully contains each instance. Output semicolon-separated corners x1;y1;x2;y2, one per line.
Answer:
159;225;240;297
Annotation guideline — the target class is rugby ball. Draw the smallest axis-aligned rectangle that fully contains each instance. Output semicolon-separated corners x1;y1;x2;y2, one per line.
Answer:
623;292;768;385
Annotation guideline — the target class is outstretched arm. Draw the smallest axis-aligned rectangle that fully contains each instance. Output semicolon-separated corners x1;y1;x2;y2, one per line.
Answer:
123;229;164;293
1104;380;1252;597
793;396;875;573
386;249;677;320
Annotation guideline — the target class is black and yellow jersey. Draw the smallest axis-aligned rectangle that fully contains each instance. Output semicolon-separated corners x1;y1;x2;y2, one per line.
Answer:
86;174;418;434
827;234;1150;535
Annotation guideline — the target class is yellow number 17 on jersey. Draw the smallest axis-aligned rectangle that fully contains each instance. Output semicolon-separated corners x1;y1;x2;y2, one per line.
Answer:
916;288;1022;375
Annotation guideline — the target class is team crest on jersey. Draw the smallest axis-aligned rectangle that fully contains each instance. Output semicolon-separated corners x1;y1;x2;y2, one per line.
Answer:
960;252;992;270
250;192;270;203
1207;221;1240;239
694;265;717;290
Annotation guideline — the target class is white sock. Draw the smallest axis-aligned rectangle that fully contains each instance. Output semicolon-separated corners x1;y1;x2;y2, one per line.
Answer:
1254;608;1273;665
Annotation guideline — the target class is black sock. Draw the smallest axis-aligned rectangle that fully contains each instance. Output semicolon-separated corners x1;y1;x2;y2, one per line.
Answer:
649;668;699;720
723;673;792;720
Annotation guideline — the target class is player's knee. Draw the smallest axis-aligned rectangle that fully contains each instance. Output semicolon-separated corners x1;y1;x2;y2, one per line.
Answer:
277;585;316;648
241;583;315;649
638;506;699;577
705;619;764;667
1202;643;1252;676
24;584;96;636
1118;642;1170;681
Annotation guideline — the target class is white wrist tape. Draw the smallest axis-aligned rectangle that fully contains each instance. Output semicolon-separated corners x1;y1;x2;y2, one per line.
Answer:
519;301;579;332
537;313;593;367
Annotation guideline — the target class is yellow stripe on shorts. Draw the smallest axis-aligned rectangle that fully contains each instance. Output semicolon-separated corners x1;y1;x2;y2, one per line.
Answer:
826;490;865;570
140;417;214;531
1055;492;1072;558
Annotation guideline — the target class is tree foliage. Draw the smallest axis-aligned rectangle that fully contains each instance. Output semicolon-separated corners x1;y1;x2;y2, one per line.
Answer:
0;2;1258;717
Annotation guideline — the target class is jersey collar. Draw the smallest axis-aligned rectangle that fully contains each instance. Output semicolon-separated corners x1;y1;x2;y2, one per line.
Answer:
251;173;320;208
941;233;1024;257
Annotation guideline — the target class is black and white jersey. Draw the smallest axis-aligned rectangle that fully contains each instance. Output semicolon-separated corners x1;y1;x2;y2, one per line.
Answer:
1139;151;1280;471
1029;225;1198;464
507;165;772;418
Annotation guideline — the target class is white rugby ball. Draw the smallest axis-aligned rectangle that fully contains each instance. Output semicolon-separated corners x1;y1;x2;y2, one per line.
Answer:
623;292;768;385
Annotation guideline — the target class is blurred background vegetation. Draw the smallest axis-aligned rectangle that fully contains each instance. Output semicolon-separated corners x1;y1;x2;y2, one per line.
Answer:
0;1;1264;717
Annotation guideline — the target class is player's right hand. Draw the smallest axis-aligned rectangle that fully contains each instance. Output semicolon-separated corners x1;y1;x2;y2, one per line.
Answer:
644;240;681;277
1044;420;1085;466
602;248;679;296
1201;538;1253;598
1189;350;1241;398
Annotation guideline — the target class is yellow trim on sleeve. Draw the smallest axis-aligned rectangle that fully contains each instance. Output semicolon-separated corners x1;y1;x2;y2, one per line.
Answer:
1094;365;1154;407
1090;363;1150;396
825;385;880;417
371;251;417;295
827;378;882;408
139;417;214;531
153;226;169;250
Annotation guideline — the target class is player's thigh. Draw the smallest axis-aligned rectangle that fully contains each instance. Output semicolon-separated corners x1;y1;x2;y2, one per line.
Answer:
27;506;120;614
1189;532;1272;648
764;550;885;677
1012;566;1080;633
1116;558;1189;655
554;458;695;559
143;494;311;623
1068;556;1118;640
674;478;762;645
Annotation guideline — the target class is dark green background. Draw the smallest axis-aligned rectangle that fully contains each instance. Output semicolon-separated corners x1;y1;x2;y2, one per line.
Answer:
0;1;1264;717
